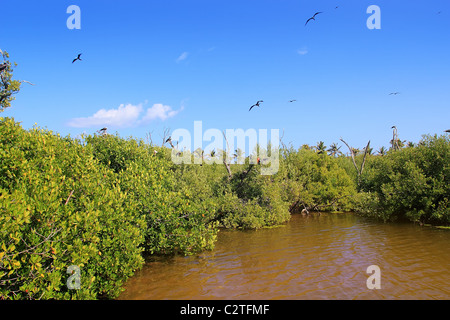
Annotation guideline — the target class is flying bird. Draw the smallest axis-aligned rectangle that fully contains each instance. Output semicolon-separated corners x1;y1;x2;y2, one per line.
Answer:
288;99;297;103
445;129;450;133
72;53;82;63
249;100;263;111
389;92;400;95
305;12;323;26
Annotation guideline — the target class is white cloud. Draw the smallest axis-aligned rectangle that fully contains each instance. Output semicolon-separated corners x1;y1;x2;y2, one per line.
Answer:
176;52;189;63
67;102;183;128
67;103;143;128
142;103;184;122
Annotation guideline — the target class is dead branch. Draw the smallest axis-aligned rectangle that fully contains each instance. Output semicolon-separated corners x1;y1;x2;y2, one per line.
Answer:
222;131;233;180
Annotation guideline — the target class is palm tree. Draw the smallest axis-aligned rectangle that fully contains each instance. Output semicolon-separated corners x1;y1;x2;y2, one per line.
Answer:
364;145;374;155
316;141;327;155
327;143;342;157
377;146;387;156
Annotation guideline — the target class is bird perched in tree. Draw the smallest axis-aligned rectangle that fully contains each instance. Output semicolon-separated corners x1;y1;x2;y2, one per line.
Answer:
305;12;323;26
165;136;175;148
72;53;82;63
0;63;7;73
249;100;263;111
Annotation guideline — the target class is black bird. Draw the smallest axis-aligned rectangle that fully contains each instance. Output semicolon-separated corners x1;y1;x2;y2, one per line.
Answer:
305;12;323;26
389;92;400;95
445;129;450;133
0;63;7;73
98;127;107;134
249;100;263;111
72;53;82;63
288;99;297;103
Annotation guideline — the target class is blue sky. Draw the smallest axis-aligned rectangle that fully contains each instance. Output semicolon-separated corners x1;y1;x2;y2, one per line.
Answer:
1;0;449;152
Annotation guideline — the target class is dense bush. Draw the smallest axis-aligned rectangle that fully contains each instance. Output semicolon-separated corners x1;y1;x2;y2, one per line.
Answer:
0;118;145;299
84;134;219;255
276;146;358;213
358;135;449;224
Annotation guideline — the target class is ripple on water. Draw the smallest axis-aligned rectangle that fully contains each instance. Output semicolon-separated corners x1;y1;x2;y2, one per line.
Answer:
118;213;450;300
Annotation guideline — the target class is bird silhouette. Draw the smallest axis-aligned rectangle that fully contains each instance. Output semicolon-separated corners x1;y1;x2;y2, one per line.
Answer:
72;53;82;63
305;12;323;26
288;99;297;103
445;129;450;133
389;92;400;95
0;63;7;73
249;100;263;111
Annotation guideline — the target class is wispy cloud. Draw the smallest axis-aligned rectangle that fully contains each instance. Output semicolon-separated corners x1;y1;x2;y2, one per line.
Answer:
297;48;309;55
176;51;189;63
67;102;183;128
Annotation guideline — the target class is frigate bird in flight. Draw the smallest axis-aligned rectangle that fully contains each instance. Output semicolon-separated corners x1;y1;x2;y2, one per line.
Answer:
72;53;82;63
305;12;323;26
288;99;297;103
389;92;400;95
445;129;450;133
249;100;263;111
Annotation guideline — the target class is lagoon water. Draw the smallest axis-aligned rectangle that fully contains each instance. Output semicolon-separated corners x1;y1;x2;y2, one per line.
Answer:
118;213;450;300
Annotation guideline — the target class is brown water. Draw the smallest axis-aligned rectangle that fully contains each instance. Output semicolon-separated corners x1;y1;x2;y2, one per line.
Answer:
118;213;450;300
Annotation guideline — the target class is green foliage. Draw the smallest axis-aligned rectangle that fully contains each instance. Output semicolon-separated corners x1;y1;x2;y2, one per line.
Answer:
277;147;358;213
0;118;145;299
359;135;450;224
0;51;22;112
85;134;219;256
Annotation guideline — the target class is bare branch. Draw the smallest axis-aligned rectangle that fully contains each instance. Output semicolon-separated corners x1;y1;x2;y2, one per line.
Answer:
222;131;233;180
64;190;74;206
340;138;359;173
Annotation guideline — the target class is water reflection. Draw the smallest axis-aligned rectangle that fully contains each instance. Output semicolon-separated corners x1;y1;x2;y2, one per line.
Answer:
118;213;450;300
